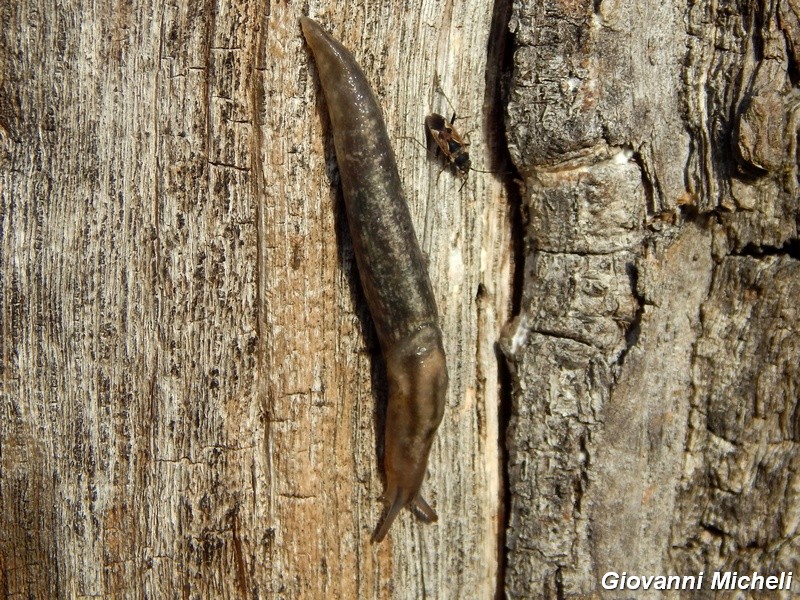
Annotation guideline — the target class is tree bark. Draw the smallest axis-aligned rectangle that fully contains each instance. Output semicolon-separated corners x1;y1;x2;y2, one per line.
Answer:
3;0;798;598
1;1;509;598
502;0;800;597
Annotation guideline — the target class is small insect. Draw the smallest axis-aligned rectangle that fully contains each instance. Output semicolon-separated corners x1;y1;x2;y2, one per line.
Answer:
419;83;501;183
425;111;472;177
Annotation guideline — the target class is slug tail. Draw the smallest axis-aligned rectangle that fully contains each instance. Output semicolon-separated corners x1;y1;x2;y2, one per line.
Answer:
373;487;406;543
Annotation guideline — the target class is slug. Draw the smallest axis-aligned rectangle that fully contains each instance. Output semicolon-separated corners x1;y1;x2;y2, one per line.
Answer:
301;17;448;542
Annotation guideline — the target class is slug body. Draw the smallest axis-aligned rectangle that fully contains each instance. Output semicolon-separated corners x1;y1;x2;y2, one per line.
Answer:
301;17;448;542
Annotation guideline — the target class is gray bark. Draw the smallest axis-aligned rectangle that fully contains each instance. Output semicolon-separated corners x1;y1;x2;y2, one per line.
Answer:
502;0;800;597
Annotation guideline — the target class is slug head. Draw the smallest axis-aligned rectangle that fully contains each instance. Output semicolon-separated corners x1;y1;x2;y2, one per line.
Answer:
374;327;448;542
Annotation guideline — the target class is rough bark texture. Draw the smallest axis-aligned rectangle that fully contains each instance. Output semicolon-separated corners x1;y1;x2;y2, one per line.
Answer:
4;0;797;598
502;0;799;598
0;2;510;599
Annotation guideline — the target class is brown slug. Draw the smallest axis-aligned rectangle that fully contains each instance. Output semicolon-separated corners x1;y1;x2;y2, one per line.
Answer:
301;17;448;542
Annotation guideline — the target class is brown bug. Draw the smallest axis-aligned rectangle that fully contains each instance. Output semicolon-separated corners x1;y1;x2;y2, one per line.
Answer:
422;83;500;182
424;111;472;177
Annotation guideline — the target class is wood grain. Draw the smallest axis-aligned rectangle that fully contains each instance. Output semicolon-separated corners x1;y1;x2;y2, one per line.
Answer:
0;1;511;598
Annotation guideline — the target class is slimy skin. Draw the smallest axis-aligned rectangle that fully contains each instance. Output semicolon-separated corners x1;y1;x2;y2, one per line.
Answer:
301;17;448;542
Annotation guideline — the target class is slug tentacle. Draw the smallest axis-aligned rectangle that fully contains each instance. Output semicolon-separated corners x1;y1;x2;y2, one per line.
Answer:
301;17;448;542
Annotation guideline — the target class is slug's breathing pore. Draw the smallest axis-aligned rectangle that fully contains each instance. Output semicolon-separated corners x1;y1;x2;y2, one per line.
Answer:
301;17;448;542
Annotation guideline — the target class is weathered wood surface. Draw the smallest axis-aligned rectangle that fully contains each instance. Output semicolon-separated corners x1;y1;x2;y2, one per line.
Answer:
0;1;510;598
502;0;800;597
